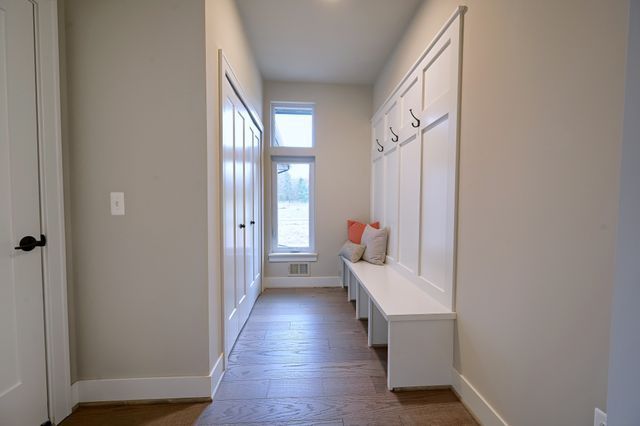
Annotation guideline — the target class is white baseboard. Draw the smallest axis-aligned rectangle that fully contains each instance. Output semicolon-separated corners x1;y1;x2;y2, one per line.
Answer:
210;353;225;398
70;354;225;404
451;369;508;426
264;276;341;288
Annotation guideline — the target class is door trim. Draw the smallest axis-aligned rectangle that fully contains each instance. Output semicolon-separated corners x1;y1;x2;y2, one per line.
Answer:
30;0;72;422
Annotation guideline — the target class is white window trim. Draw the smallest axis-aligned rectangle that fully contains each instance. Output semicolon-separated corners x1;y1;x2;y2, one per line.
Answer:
270;101;315;149
267;252;318;263
270;156;316;255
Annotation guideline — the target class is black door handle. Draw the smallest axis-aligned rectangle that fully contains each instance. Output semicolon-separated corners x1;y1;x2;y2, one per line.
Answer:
250;221;255;225
239;224;246;229
15;234;47;252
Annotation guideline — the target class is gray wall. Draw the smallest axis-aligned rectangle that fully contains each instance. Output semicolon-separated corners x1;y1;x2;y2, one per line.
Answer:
61;0;262;381
263;82;372;280
374;1;629;424
607;1;639;424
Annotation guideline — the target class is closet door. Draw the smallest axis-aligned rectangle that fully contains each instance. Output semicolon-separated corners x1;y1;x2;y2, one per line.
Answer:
222;73;264;361
244;121;255;296
245;121;261;307
234;102;248;323
252;124;261;289
222;89;239;362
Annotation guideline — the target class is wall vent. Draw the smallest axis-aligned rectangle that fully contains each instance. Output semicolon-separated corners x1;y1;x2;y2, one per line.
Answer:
288;263;309;277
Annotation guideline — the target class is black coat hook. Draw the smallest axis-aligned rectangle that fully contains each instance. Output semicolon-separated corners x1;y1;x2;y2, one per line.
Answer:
390;127;399;143
376;138;384;152
409;109;420;128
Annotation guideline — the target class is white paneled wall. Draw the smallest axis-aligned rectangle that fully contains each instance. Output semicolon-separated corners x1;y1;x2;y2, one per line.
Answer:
370;11;463;310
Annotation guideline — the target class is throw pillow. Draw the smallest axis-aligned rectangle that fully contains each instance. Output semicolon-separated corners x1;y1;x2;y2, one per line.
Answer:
347;220;380;244
339;240;366;263
361;225;388;265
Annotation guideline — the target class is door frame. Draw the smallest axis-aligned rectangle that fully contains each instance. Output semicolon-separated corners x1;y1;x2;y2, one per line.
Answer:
28;0;72;422
216;50;264;366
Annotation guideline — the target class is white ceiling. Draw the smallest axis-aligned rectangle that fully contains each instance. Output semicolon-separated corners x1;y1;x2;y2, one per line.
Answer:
235;0;423;85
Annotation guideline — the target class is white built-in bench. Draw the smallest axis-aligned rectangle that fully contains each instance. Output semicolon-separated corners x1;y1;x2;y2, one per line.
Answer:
339;257;456;391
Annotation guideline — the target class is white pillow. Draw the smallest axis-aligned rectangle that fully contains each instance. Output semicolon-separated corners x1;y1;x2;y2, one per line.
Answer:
361;225;388;265
339;240;366;263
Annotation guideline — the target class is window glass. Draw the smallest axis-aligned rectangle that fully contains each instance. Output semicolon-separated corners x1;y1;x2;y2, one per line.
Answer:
272;105;313;148
275;161;311;250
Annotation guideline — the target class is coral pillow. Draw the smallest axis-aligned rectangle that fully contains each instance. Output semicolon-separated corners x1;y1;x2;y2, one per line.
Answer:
347;220;380;244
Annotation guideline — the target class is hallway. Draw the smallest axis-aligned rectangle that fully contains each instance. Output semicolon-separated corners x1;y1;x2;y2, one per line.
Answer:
63;288;477;425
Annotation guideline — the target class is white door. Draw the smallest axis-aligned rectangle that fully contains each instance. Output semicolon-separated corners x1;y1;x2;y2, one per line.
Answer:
222;77;262;360
0;1;50;425
244;121;254;295
251;125;261;288
221;90;238;364
246;122;261;305
233;98;249;325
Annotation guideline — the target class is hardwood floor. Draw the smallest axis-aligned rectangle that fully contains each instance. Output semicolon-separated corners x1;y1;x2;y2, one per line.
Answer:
62;288;477;425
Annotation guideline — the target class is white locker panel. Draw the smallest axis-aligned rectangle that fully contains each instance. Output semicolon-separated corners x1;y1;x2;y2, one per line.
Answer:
373;114;385;159
397;135;420;274
385;100;400;145
384;148;399;260
419;117;452;294
372;157;385;223
399;72;421;131
422;40;452;110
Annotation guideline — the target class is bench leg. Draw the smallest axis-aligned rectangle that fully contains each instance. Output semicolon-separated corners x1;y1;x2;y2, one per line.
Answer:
386;320;453;390
338;257;345;288
347;271;357;302
355;284;369;319
368;300;388;347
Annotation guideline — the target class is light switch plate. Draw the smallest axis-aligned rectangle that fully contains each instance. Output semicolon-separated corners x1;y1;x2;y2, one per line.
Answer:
594;408;607;426
110;192;125;216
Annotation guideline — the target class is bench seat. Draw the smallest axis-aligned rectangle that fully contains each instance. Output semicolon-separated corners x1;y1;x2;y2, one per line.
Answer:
339;257;456;390
345;259;456;321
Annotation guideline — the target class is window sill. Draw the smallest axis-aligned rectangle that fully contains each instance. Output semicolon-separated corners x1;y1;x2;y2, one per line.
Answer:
268;252;318;263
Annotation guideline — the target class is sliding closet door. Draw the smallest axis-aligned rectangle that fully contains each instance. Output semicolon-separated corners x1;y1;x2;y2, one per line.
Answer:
245;121;261;307
234;99;248;323
222;73;264;361
222;90;239;363
244;121;254;294
252;125;262;288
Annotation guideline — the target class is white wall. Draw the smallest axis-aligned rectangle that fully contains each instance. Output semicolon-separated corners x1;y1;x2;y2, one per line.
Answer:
374;1;629;424
61;0;262;382
204;0;263;371
607;2;639;424
263;82;371;281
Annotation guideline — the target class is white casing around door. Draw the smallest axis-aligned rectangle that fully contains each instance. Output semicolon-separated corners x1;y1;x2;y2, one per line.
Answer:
0;1;49;425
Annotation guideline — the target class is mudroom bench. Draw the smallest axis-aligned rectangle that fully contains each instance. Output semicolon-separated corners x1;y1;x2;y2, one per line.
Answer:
339;257;456;390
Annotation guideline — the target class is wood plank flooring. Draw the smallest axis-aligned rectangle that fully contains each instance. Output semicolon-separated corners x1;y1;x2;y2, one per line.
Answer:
62;288;477;425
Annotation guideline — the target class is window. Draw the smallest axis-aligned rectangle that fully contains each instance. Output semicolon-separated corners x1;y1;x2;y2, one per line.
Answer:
271;158;315;253
271;103;314;148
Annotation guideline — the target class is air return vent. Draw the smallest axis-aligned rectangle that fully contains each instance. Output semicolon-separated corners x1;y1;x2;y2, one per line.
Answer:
288;263;309;277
